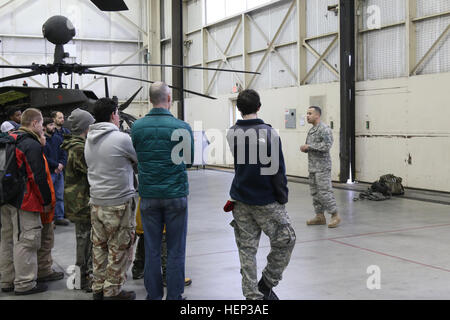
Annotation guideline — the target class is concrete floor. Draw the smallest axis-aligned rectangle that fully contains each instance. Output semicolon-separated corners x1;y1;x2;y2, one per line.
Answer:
1;169;450;300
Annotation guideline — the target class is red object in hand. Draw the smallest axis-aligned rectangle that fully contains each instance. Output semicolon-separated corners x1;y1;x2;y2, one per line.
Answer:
223;200;235;212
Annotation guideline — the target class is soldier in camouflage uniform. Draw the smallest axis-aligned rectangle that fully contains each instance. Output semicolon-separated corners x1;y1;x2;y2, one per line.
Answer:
301;106;341;228
227;89;296;300
61;108;95;292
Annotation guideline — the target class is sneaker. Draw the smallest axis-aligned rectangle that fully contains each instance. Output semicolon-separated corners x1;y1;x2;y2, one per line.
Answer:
162;278;192;287
328;213;341;228
15;283;48;296
103;290;136;300
306;213;326;226
37;271;65;282
257;278;279;300
54;219;70;226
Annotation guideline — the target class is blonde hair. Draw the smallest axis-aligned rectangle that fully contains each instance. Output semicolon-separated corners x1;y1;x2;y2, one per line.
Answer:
21;108;43;127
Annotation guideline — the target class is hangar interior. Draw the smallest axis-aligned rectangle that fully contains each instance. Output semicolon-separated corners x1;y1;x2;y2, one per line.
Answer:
0;0;449;300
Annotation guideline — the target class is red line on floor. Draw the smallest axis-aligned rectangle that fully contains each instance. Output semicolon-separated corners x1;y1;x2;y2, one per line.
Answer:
329;239;450;273
292;223;450;245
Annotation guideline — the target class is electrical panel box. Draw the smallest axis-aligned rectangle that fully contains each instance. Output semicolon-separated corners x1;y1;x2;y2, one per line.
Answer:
285;109;296;129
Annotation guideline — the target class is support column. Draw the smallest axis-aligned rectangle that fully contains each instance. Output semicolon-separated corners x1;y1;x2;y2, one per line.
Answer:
172;0;184;120
297;0;307;86
339;0;356;183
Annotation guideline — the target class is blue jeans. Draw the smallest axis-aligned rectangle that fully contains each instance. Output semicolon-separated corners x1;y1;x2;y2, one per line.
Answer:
140;197;188;300
51;172;65;220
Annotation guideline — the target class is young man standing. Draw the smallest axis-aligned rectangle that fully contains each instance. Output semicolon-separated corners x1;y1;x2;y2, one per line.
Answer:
61;108;96;293
301;106;341;228
131;82;194;300
36;130;65;284
0;108;52;295
226;89;296;300
52;111;70;139
43;118;69;226
85;98;138;300
6;106;22;131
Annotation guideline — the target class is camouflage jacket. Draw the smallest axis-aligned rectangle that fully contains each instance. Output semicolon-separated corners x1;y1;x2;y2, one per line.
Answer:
305;122;333;173
61;134;90;223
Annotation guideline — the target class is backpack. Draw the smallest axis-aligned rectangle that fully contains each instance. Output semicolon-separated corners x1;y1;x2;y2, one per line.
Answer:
0;134;24;206
354;174;405;202
379;174;405;195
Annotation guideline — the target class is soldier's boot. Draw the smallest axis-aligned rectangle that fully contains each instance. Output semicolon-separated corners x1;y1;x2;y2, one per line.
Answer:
328;213;341;228
132;263;144;280
306;213;326;226
258;277;279;300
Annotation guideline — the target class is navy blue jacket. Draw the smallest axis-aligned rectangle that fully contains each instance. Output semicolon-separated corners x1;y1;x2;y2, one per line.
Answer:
227;119;288;206
43;132;67;171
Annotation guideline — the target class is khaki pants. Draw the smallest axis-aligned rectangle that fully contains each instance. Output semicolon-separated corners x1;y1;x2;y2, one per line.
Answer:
37;222;55;278
0;204;42;292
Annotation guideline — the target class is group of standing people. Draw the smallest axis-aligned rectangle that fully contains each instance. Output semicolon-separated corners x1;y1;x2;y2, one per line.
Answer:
0;109;72;295
0;82;340;300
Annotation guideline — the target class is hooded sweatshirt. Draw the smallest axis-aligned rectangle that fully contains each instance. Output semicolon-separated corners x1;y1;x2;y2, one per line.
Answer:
84;122;137;206
61;134;91;223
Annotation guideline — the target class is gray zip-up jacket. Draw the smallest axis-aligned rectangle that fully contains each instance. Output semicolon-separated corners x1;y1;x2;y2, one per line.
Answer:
85;122;137;206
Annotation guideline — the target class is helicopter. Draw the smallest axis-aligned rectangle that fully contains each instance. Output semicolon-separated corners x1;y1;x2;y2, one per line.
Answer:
0;12;260;131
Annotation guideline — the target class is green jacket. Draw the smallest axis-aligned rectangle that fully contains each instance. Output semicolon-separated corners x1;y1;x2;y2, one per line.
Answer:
131;108;194;199
61;134;90;223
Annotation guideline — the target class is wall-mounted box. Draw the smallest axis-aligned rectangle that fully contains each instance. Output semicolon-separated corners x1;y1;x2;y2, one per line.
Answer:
285;109;296;129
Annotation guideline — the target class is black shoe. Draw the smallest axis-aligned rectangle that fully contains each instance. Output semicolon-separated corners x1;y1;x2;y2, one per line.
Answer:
15;283;48;296
54;219;70;226
1;286;14;293
132;269;144;280
103;290;136;300
258;278;279;300
37;271;65;282
81;283;92;293
93;291;103;300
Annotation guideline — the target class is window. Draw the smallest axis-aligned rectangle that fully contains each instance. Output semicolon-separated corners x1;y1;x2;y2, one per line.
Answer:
204;0;275;25
230;99;243;126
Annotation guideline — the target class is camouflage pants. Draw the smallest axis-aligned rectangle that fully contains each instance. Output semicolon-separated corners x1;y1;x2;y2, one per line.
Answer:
90;199;136;297
230;201;296;300
75;222;93;288
309;170;337;215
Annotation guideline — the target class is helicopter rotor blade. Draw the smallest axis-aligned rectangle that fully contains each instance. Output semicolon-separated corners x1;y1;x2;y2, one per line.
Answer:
84;69;217;100
0;70;43;83
0;65;37;70
81;63;261;75
119;86;143;111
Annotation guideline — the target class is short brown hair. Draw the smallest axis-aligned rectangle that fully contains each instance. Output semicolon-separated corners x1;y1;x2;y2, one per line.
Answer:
21;108;43;127
43;117;54;127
